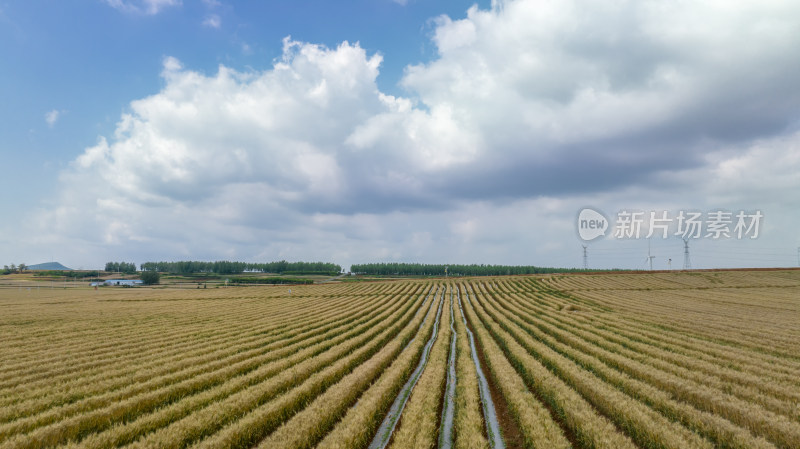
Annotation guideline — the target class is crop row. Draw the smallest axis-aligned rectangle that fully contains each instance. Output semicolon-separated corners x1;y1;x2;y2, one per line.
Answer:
461;278;799;449
1;272;795;449
1;286;430;447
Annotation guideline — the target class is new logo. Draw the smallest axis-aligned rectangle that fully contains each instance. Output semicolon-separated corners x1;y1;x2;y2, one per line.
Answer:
577;208;608;241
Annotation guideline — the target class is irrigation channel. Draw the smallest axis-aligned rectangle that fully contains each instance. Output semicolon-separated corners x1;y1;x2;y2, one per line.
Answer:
460;285;506;449
369;284;506;449
368;286;445;449
438;287;458;449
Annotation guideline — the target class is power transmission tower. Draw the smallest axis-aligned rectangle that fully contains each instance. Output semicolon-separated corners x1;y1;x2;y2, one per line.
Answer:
683;239;692;270
582;245;588;269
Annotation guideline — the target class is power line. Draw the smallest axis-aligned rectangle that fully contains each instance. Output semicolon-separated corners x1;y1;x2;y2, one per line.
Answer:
568;239;796;269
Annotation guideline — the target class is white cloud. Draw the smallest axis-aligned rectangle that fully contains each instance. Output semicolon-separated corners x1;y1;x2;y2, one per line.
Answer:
202;14;221;28
403;0;800;154
106;0;181;15
34;40;386;256
44;109;62;127
161;55;182;73
679;130;800;210
18;0;800;269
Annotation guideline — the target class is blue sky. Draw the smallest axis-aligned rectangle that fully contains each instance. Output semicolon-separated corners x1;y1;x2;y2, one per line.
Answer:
1;0;799;270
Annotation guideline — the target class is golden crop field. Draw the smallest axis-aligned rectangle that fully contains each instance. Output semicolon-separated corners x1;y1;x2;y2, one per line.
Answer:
0;269;798;449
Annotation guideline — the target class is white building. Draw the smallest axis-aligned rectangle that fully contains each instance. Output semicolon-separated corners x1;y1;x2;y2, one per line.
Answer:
102;279;144;286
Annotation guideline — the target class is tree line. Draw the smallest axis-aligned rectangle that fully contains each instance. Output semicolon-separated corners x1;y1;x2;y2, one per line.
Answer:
139;260;342;275
349;263;590;276
2;264;27;275
104;262;137;274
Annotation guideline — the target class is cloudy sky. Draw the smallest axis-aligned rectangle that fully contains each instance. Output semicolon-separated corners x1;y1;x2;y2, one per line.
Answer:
2;0;799;271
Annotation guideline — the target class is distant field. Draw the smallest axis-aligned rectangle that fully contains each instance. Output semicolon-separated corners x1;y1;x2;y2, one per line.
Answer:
0;270;798;448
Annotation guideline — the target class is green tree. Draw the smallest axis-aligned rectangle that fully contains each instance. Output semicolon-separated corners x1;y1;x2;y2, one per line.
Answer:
140;271;160;285
106;261;137;274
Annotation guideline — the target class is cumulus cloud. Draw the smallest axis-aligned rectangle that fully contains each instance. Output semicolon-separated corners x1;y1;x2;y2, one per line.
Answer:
36;39;384;257
106;0;181;15
398;0;800;197
24;0;800;268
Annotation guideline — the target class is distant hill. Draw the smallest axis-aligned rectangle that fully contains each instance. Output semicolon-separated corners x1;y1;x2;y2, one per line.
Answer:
26;262;73;271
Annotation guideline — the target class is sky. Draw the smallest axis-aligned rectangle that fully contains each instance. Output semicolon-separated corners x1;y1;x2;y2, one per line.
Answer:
1;0;799;271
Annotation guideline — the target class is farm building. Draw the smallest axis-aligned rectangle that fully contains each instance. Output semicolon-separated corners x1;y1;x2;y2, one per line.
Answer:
100;279;143;286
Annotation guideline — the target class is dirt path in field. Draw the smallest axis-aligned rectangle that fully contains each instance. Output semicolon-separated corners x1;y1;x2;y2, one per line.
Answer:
368;286;445;449
438;287;457;449
458;287;506;449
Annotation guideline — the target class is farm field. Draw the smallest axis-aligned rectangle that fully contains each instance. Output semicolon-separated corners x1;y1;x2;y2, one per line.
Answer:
0;269;798;448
